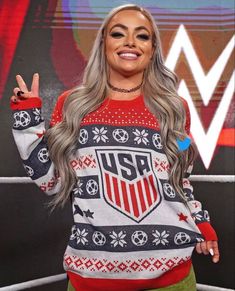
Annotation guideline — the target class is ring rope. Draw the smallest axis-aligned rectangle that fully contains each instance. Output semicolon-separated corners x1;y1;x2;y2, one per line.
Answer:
196;284;235;291
0;274;66;291
0;175;234;184
0;274;234;291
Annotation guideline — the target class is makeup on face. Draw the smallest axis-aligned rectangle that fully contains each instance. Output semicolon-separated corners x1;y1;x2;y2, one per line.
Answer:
105;10;154;77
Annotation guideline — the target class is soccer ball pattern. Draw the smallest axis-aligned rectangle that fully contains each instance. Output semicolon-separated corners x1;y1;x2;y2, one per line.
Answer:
92;231;106;246
37;148;49;163
131;230;148;246
69;226;202;250
112;129;129;143
13;111;31;128
163;183;176;198
79;129;89;144
76;124;165;153
203;210;210;221
13;105;202;254
152;133;163;149
174;232;191;245
86;179;98;195
70;225;77;240
23;164;34;177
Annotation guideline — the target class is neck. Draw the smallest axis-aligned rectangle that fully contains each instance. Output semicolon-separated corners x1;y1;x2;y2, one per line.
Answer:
108;90;142;101
107;71;143;100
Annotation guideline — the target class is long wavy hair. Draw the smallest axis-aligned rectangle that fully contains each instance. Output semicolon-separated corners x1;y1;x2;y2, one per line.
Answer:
46;4;197;209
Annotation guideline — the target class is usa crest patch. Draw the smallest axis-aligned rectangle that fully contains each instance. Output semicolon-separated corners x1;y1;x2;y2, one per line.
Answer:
96;149;162;222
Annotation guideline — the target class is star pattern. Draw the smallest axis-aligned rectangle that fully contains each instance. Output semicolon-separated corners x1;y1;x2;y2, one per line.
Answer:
74;205;84;216
177;212;188;222
36;130;45;138
83;209;94;219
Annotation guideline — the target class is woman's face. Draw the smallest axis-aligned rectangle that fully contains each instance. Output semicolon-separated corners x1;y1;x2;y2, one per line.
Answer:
105;9;154;78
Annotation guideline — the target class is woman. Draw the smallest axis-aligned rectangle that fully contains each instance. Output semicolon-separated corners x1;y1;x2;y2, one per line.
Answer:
10;4;219;291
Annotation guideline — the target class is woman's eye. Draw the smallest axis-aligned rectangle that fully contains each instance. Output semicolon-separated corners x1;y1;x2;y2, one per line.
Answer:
110;32;124;38
137;34;150;40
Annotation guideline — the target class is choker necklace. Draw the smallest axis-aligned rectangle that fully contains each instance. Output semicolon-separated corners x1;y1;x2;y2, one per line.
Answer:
107;80;143;93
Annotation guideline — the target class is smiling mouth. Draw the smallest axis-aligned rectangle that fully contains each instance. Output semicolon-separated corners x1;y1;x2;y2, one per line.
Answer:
117;52;141;60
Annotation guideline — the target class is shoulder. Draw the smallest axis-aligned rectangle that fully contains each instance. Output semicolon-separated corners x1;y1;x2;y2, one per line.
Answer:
50;89;72;126
179;96;191;134
179;96;189;111
56;89;72;110
179;96;190;117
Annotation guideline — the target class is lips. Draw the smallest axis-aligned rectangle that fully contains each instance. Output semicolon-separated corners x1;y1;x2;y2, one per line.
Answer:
117;50;141;60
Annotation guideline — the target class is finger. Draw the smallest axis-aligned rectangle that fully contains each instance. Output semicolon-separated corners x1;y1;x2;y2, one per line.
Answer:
206;241;213;253
11;95;19;103
13;87;31;99
16;75;29;92
211;241;220;263
195;243;202;254
200;241;209;255
13;87;25;97
206;241;215;259
12;88;21;102
31;73;39;96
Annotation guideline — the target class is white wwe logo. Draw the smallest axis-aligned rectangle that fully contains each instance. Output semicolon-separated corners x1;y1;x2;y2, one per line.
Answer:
165;25;234;168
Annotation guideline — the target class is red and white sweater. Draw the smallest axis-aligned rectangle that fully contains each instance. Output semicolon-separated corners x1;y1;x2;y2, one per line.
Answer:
11;92;217;291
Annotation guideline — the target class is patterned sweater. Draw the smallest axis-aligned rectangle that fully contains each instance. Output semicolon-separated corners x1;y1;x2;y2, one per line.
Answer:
11;92;217;291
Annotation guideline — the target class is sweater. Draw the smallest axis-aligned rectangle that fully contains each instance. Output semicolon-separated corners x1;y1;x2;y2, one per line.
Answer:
11;92;217;291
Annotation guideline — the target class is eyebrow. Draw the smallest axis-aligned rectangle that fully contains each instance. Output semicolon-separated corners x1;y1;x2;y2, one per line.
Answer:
109;23;151;34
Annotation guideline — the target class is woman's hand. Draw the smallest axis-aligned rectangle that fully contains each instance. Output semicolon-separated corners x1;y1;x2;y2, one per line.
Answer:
195;240;220;263
10;73;40;103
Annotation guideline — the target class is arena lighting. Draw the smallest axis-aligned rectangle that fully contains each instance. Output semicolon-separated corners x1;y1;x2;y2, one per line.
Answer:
165;25;235;169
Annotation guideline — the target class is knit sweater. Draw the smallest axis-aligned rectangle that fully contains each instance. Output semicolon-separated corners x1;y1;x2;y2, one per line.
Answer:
11;92;217;291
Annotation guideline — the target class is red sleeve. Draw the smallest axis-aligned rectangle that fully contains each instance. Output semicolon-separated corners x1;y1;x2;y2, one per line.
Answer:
10;97;42;110
49;90;71;127
197;222;218;241
180;97;191;135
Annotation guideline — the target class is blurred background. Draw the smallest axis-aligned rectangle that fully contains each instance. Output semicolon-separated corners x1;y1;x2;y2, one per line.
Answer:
0;0;234;290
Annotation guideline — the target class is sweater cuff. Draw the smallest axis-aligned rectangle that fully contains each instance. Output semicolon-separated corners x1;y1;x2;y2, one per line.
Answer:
10;97;42;110
197;221;218;241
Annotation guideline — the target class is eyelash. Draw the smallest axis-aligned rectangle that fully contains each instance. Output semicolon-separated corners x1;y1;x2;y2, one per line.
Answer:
110;32;123;38
138;34;150;40
110;32;150;41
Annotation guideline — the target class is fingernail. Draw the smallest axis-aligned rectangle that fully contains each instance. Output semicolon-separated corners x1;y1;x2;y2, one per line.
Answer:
209;249;214;256
17;91;24;97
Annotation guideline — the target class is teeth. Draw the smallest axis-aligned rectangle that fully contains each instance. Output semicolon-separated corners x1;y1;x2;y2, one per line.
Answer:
119;53;138;58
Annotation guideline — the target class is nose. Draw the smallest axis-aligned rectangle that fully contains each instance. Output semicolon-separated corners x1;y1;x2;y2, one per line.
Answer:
124;34;135;47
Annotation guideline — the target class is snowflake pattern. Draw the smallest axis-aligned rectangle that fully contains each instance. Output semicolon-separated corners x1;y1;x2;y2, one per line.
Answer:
72;179;83;196
76;228;89;245
109;231;127;247
133;129;149;145
92;127;109;143
32;108;42;122
152;230;169;246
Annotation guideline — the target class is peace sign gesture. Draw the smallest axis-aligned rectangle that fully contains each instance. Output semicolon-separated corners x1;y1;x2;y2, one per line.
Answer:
11;73;40;103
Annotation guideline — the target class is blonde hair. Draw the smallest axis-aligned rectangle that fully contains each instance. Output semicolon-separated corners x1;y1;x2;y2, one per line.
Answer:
46;4;197;209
